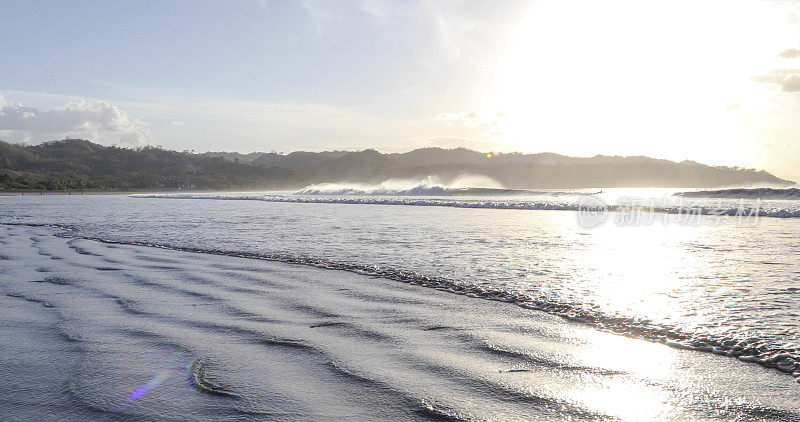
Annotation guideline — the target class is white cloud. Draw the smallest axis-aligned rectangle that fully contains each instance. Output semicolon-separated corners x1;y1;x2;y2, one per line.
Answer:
0;93;152;145
0;89;393;152
780;48;800;59
435;111;506;129
753;69;800;93
302;0;342;34
782;75;800;92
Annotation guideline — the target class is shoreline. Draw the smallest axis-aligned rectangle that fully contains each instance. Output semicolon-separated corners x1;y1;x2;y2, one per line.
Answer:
1;224;798;420
5;220;798;382
0;188;299;196
4;220;800;383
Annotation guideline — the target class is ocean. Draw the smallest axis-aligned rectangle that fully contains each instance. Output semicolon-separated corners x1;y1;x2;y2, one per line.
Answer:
1;186;799;420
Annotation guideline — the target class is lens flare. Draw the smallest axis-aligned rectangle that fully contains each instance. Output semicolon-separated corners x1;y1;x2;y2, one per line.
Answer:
127;372;168;402
122;344;194;404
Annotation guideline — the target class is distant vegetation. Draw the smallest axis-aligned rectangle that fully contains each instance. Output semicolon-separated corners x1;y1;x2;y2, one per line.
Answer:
0;139;793;191
0;139;298;191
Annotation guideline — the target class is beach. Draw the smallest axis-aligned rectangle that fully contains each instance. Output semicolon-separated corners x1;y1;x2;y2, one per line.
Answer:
6;1;800;419
2;223;799;421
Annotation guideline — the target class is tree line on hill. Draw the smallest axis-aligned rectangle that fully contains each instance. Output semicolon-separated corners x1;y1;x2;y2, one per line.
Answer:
0;139;793;191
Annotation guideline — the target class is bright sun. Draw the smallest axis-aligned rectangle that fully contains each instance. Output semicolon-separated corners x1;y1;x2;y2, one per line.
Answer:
486;0;797;165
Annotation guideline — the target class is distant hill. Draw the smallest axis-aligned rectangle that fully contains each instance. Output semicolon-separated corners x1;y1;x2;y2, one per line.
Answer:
0;139;300;190
0;139;793;191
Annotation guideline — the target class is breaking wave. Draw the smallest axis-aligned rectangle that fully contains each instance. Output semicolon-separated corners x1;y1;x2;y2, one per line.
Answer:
676;187;800;200
295;175;603;196
132;193;800;218
299;176;511;196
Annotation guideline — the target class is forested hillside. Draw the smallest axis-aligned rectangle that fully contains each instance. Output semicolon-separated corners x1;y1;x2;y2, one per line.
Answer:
0;139;793;191
0;139;301;190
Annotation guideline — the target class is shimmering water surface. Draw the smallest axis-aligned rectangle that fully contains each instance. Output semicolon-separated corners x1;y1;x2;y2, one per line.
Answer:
1;190;800;420
1;190;799;378
3;224;798;421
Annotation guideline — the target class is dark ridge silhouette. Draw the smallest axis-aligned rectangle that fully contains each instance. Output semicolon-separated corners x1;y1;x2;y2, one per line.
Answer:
0;139;793;191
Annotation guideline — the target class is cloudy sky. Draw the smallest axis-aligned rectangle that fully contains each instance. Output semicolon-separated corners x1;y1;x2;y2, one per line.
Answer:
2;0;800;180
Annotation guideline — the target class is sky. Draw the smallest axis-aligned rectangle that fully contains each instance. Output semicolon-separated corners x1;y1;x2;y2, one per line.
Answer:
2;0;800;181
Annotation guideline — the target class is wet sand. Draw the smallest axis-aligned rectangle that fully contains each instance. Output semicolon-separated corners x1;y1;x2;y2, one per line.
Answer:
1;224;798;421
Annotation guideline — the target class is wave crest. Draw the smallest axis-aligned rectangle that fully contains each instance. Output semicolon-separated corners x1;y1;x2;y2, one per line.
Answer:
296;175;508;196
676;187;800;199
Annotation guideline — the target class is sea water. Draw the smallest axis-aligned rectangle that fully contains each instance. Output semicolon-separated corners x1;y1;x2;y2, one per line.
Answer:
1;187;799;420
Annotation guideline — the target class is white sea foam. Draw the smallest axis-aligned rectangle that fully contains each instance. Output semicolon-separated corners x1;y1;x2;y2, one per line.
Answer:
676;187;800;199
2;223;800;421
296;175;508;196
4;193;800;394
132;192;800;218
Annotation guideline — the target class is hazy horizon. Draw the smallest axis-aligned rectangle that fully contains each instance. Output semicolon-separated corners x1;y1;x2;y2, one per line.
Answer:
3;0;800;182
6;138;798;186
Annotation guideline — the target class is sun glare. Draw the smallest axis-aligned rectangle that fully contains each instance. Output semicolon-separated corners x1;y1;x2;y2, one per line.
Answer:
486;0;797;165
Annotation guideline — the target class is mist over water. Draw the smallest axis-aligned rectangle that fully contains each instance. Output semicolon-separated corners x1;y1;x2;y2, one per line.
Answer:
296;174;507;196
134;185;800;218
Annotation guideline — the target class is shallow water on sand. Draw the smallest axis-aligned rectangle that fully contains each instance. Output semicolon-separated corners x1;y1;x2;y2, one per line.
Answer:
1;224;799;421
1;193;799;380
